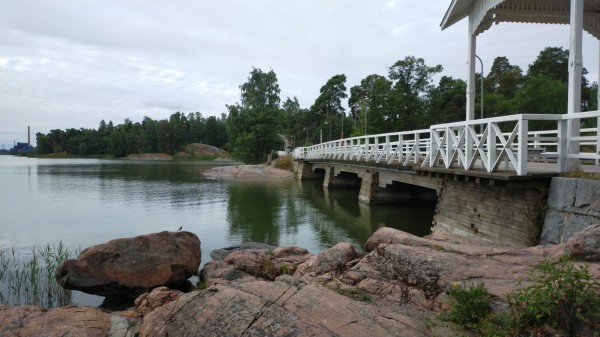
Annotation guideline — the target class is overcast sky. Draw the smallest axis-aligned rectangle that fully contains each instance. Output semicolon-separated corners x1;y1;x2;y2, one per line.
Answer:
1;0;599;149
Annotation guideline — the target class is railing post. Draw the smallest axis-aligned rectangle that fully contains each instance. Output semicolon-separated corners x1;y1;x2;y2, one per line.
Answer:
558;118;568;172
414;133;420;164
465;124;473;170
596;116;600;165
442;127;448;167
517;118;528;175
487;122;496;172
428;130;436;167
398;134;404;163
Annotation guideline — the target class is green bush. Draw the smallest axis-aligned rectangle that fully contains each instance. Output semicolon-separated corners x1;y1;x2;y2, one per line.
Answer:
444;281;491;329
506;255;600;336
274;155;292;171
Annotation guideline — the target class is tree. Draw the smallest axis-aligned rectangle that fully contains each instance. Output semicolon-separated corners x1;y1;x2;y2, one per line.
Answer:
388;56;443;130
170;112;189;151
281;97;305;148
527;47;569;82
226;67;283;163
348;74;393;135
311;74;347;141
486;56;523;99
516;75;567;115
426;76;466;125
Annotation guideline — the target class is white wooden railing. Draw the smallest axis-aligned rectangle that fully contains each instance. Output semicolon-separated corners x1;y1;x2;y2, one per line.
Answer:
293;111;600;176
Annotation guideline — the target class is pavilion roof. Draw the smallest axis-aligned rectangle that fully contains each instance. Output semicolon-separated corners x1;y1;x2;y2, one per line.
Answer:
441;0;600;38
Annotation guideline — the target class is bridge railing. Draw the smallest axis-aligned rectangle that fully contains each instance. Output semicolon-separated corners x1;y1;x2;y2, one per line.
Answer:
293;111;600;175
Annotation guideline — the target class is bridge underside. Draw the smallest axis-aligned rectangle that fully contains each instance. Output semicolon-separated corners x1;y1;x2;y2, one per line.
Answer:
296;159;551;246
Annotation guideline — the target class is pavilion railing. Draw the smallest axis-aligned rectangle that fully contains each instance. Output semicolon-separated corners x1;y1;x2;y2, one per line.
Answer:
293;111;600;176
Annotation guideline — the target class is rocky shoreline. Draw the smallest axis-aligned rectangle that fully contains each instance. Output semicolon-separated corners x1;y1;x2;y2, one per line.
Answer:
1;226;599;337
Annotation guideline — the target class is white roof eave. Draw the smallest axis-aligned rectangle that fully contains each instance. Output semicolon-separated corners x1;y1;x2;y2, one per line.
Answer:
441;0;600;39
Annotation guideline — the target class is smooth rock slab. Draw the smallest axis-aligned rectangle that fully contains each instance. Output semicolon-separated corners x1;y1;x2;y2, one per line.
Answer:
0;305;138;337
139;279;429;337
56;231;201;298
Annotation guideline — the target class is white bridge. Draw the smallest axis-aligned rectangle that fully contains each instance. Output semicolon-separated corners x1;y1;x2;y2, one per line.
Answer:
293;111;600;176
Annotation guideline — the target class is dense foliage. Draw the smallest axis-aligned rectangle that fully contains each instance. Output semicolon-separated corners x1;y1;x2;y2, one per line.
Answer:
36;113;227;157
34;46;597;162
226;68;283;163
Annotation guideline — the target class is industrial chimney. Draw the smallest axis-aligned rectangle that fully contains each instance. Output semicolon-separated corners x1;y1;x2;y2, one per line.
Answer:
28;126;30;147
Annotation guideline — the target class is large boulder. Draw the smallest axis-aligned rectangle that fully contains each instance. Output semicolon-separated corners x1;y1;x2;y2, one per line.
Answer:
564;224;600;261
0;305;138;337
209;242;276;260
134;286;183;316
294;242;359;278
56;231;201;298
138;279;429;337
222;246;311;280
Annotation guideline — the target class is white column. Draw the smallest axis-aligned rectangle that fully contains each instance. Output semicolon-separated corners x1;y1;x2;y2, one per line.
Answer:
597;40;600;165
567;0;583;170
466;17;476;121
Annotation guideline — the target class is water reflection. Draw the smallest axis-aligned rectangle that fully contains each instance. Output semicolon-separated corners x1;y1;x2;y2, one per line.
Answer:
227;181;290;245
1;156;436;306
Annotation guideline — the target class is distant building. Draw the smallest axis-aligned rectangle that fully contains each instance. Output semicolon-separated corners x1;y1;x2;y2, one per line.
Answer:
9;142;34;155
8;126;35;155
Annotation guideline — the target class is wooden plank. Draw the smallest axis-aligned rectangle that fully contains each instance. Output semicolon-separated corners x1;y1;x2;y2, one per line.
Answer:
434;215;517;243
434;214;529;245
440;188;536;209
440;196;532;223
435;207;532;243
444;180;544;203
436;205;531;237
437;203;531;235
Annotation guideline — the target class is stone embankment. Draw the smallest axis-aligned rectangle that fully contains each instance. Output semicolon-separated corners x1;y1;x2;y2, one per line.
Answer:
541;177;600;244
1;225;599;337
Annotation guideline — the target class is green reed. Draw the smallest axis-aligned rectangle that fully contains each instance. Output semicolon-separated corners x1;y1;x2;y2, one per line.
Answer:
0;242;78;308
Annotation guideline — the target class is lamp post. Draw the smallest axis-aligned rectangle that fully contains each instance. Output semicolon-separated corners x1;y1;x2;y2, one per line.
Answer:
475;55;484;133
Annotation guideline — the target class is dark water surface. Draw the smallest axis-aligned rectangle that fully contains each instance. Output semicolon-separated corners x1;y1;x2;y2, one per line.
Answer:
0;155;434;306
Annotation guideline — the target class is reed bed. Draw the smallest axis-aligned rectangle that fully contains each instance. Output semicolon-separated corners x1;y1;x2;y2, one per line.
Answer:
0;242;77;308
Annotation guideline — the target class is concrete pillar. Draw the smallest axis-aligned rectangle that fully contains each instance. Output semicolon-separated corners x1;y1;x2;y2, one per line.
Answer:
324;166;360;188
359;171;378;204
323;166;333;188
296;161;322;181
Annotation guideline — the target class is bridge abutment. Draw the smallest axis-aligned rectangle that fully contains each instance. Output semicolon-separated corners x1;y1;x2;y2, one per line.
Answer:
296;160;324;181
432;177;550;246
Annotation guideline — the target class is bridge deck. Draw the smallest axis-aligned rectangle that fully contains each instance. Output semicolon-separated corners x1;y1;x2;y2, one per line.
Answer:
305;158;599;182
415;161;600;181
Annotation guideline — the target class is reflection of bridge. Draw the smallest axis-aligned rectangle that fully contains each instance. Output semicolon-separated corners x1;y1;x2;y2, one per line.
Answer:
292;112;599;246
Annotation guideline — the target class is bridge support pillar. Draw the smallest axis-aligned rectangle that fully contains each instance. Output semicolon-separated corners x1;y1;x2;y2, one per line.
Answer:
296;160;322;181
358;171;396;204
359;171;378;204
323;166;361;188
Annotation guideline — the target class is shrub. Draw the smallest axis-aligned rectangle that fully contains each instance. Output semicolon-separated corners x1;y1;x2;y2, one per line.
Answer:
274;155;292;171
444;281;491;329
506;255;600;336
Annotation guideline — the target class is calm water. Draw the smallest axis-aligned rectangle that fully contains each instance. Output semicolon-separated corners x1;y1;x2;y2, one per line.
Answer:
0;155;434;306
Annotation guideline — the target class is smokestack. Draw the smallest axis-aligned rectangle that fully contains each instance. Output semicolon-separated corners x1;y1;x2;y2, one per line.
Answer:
28;126;30;146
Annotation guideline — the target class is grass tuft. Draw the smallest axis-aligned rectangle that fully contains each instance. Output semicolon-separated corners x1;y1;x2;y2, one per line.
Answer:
0;242;77;308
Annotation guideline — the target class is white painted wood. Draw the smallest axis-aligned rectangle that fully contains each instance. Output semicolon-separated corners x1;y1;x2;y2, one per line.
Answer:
293;112;599;176
567;0;584;171
466;17;476;121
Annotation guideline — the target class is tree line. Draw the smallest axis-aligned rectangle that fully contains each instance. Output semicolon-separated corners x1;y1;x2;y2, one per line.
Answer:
36;46;597;163
36;113;227;157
